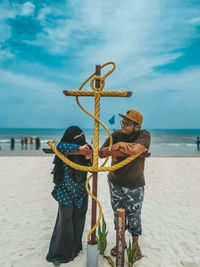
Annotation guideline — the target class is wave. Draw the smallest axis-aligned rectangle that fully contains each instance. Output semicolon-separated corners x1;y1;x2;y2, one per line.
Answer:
151;143;196;147
0;139;10;143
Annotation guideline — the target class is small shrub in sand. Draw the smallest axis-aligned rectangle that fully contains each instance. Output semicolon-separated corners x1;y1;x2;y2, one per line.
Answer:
97;214;115;267
126;239;146;267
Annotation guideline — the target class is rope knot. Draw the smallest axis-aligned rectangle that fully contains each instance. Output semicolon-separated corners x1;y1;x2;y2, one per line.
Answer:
90;75;105;91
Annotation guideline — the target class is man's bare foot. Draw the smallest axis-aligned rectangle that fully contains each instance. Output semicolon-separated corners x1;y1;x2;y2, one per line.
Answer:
132;235;142;259
134;243;142;259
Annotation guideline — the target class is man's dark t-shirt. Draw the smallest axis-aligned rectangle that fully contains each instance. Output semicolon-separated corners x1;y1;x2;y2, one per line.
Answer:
101;129;150;188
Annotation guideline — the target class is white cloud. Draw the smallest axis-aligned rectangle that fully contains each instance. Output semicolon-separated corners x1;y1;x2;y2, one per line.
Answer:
20;1;35;16
30;0;200;81
0;68;61;97
37;7;52;21
190;17;200;25
0;2;18;42
134;66;200;94
0;46;15;60
0;1;35;44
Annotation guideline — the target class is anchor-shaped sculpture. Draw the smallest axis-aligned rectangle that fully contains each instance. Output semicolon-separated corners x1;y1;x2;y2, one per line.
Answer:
46;62;147;267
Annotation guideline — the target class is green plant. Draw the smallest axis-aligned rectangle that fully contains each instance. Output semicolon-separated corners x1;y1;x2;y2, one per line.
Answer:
97;214;108;255
103;255;115;267
126;240;146;267
97;215;115;267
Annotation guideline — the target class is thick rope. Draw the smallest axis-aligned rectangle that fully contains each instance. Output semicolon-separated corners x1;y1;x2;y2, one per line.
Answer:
66;90;129;96
85;173;102;243
48;141;146;172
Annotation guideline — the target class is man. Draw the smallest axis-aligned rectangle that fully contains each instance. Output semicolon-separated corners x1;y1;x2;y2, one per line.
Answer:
100;109;150;258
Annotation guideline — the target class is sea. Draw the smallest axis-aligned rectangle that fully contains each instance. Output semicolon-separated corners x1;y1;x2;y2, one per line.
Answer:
0;128;200;157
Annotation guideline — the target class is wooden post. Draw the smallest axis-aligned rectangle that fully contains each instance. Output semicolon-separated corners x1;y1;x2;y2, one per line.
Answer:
90;65;101;245
116;209;126;267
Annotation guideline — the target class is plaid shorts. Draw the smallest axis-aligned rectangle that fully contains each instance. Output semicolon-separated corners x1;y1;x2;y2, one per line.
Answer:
108;180;144;236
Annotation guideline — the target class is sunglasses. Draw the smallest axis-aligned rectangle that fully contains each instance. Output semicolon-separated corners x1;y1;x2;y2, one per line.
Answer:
120;120;134;127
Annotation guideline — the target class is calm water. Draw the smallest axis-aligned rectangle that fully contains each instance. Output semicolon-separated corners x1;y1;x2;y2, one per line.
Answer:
0;128;200;156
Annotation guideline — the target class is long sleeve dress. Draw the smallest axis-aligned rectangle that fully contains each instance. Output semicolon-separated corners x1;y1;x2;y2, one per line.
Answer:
46;142;90;264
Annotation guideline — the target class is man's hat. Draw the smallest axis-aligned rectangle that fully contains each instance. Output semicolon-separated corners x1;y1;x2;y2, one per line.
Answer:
119;109;143;126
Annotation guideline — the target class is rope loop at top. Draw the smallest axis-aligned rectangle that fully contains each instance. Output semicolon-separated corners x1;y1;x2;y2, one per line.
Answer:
90;75;105;91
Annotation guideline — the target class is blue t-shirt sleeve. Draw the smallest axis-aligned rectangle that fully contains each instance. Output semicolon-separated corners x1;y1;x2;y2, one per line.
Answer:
56;142;80;154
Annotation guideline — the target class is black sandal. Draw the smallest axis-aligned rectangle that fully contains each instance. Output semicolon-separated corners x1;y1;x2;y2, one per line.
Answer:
110;246;117;257
110;245;127;257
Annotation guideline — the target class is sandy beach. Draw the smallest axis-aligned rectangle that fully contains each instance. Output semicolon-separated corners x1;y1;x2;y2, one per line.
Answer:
0;156;200;267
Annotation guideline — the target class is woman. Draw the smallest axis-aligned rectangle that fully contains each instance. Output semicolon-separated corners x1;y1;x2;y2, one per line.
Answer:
46;126;92;265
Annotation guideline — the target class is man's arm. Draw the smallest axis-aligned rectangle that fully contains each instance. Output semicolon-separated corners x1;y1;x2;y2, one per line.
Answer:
114;130;150;155
100;137;112;150
99;132;118;158
112;142;146;155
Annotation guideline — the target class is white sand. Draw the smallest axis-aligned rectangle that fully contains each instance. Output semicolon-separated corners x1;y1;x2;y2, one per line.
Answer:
0;157;200;267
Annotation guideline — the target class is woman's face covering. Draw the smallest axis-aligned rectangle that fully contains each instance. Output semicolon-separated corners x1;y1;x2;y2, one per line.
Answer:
61;126;86;145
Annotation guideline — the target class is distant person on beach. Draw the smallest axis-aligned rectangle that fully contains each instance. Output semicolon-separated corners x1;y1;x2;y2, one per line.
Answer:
29;137;33;150
21;138;24;150
35;137;40;150
10;137;15;151
24;137;28;150
46;126;92;265
195;136;200;151
101;109;150;258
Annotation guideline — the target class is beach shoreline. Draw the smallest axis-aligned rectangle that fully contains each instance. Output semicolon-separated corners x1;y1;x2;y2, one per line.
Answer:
1;128;200;158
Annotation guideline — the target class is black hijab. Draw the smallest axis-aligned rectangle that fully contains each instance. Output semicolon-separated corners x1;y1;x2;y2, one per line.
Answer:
60;126;86;145
52;126;87;184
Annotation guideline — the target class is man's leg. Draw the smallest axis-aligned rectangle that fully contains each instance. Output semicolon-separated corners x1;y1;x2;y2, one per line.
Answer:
124;187;144;258
108;180;126;229
132;235;142;258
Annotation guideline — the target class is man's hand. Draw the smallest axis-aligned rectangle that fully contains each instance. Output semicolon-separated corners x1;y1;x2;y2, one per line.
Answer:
111;142;146;155
111;142;131;152
120;143;146;155
111;142;121;150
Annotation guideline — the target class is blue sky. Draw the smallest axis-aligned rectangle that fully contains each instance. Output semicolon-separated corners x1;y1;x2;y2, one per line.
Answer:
1;0;200;129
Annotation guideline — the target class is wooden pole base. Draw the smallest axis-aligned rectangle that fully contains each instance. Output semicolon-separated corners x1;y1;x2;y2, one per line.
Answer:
116;209;126;267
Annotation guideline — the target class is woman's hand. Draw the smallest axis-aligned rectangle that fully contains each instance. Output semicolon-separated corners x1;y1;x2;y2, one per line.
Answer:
80;144;89;150
85;154;93;160
80;144;93;159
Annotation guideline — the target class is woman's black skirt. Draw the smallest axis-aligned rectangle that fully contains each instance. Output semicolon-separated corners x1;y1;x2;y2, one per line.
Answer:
46;195;88;264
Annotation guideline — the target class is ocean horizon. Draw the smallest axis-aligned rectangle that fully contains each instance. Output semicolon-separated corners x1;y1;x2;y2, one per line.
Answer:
0;128;200;156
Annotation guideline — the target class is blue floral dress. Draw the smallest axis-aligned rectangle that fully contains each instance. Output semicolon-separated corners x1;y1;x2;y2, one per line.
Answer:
51;142;88;208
